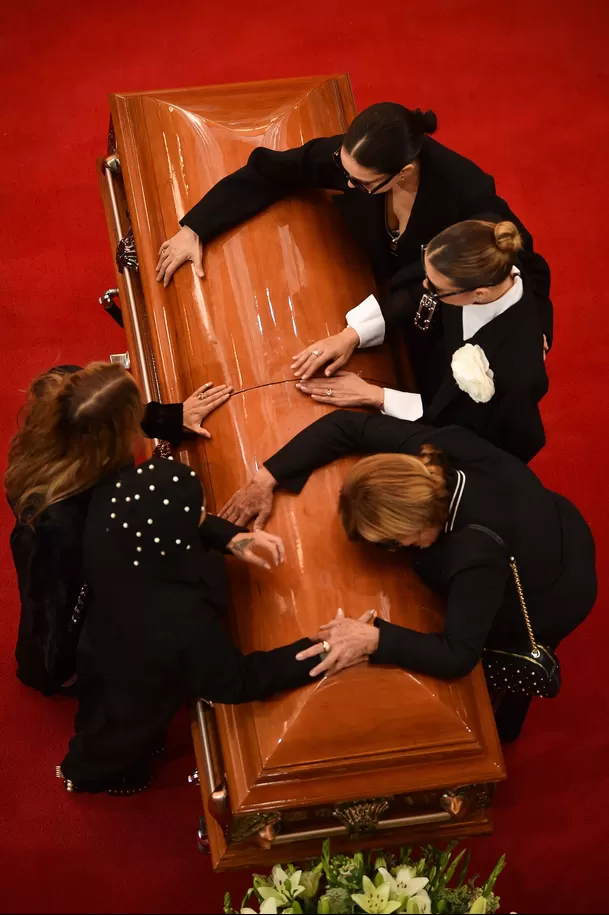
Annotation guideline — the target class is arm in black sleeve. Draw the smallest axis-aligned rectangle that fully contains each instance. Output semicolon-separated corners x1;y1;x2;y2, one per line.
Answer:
264;410;437;493
370;536;510;678
180;135;346;244
199;514;247;552
185;616;320;703
486;386;548;464
140;401;184;445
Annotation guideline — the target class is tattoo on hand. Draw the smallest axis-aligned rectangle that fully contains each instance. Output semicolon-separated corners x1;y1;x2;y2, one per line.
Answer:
231;537;254;555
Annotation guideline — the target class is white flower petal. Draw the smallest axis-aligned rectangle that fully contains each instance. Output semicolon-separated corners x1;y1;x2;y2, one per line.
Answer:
351;894;373;914
257;888;286;903
361;875;376;895
290;870;303;890
259;899;280;915
409;890;432;914
404;877;430;895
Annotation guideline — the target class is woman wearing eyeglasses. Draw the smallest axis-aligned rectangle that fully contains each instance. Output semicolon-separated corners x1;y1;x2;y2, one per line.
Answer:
294;218;548;464
219;411;596;742
156;102;552;348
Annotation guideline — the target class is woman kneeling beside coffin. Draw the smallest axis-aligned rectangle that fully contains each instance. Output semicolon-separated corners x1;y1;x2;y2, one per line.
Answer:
221;410;596;742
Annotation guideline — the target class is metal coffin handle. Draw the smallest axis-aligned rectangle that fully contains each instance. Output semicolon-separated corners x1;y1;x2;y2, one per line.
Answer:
195;700;229;825
101;154;152;403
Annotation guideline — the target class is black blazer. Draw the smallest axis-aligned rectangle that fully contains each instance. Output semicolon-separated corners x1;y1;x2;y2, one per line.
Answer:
60;464;318;784
10;399;185;696
396;273;549;464
264;411;596;679
180;134;553;345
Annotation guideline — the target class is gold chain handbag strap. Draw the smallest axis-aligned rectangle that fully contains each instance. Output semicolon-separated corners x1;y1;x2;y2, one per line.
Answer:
467;524;541;659
508;556;540;658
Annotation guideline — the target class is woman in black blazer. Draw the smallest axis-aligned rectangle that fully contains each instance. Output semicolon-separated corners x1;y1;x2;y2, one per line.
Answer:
58;458;319;795
220;411;596;741
156;103;552;346
295;219;548;464
6;363;232;696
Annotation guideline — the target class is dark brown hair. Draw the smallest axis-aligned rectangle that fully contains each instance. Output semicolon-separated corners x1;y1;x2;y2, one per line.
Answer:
5;362;144;522
344;102;438;174
427;219;523;288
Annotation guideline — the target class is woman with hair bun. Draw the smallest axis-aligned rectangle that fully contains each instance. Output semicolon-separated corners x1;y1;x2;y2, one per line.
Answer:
292;218;549;463
157;102;551;348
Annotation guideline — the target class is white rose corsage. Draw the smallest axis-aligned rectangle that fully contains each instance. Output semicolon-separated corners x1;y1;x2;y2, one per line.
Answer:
451;343;495;403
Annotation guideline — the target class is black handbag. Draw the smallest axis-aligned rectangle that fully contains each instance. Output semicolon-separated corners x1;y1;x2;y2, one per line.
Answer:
468;525;562;699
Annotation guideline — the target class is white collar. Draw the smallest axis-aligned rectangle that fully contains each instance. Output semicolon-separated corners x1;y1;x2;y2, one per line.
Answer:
462;267;523;341
445;470;466;533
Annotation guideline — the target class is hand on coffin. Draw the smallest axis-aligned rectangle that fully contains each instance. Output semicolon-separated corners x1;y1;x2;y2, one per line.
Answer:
296;371;384;409
218;467;277;530
183;382;233;437
227;530;285;570
291;327;360;381
296;609;379;677
156;226;204;287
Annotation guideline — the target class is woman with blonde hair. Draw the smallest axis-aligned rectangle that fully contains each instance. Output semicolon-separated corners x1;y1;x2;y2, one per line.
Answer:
293;218;549;463
6;361;233;695
220;410;596;742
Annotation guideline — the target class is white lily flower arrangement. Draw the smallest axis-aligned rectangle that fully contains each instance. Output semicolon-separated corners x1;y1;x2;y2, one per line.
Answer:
451;343;495;404
224;840;506;915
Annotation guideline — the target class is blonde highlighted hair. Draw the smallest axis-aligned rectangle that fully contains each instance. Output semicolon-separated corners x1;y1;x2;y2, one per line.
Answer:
5;362;144;523
427;219;523;288
339;446;451;542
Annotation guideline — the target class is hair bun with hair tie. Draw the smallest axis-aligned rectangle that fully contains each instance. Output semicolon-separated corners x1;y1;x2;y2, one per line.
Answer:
411;107;438;135
493;221;523;256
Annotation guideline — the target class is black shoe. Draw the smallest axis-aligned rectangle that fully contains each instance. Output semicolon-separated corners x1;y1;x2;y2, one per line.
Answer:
57;760;153;796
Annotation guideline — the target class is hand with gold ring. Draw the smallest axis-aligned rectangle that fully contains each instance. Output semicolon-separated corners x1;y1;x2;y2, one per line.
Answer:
290;327;360;380
296;371;385;410
182;381;233;438
295;608;379;677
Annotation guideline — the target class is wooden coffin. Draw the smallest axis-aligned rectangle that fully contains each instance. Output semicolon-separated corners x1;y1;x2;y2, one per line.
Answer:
98;74;505;870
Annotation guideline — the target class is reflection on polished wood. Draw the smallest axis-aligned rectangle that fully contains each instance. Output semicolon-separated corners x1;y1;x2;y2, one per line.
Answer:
102;74;505;870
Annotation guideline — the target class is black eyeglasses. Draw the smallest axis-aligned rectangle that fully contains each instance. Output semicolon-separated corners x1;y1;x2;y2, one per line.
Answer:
351;531;404;552
333;147;400;195
372;539;404;552
414;245;502;332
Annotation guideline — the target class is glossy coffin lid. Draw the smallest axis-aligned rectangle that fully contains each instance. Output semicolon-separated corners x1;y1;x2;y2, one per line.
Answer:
109;75;505;814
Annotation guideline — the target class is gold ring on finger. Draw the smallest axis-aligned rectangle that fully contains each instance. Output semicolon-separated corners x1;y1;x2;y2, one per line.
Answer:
327;388;333;397
322;640;331;653
197;392;205;401
312;349;320;356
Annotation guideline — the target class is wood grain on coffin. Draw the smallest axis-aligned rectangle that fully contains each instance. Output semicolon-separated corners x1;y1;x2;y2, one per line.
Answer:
102;74;505;868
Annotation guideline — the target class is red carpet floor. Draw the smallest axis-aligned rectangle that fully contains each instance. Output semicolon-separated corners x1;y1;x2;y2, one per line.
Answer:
1;2;609;912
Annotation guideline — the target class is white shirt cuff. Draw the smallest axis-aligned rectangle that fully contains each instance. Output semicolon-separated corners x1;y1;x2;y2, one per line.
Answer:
381;389;424;421
346;294;386;348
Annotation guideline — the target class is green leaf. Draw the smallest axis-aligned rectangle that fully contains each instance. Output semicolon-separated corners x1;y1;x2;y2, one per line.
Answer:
444;848;467;887
456;850;472;889
468;896;488;913
223;891;234;914
481;856;506;897
316;896;330;915
291;903;303;914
